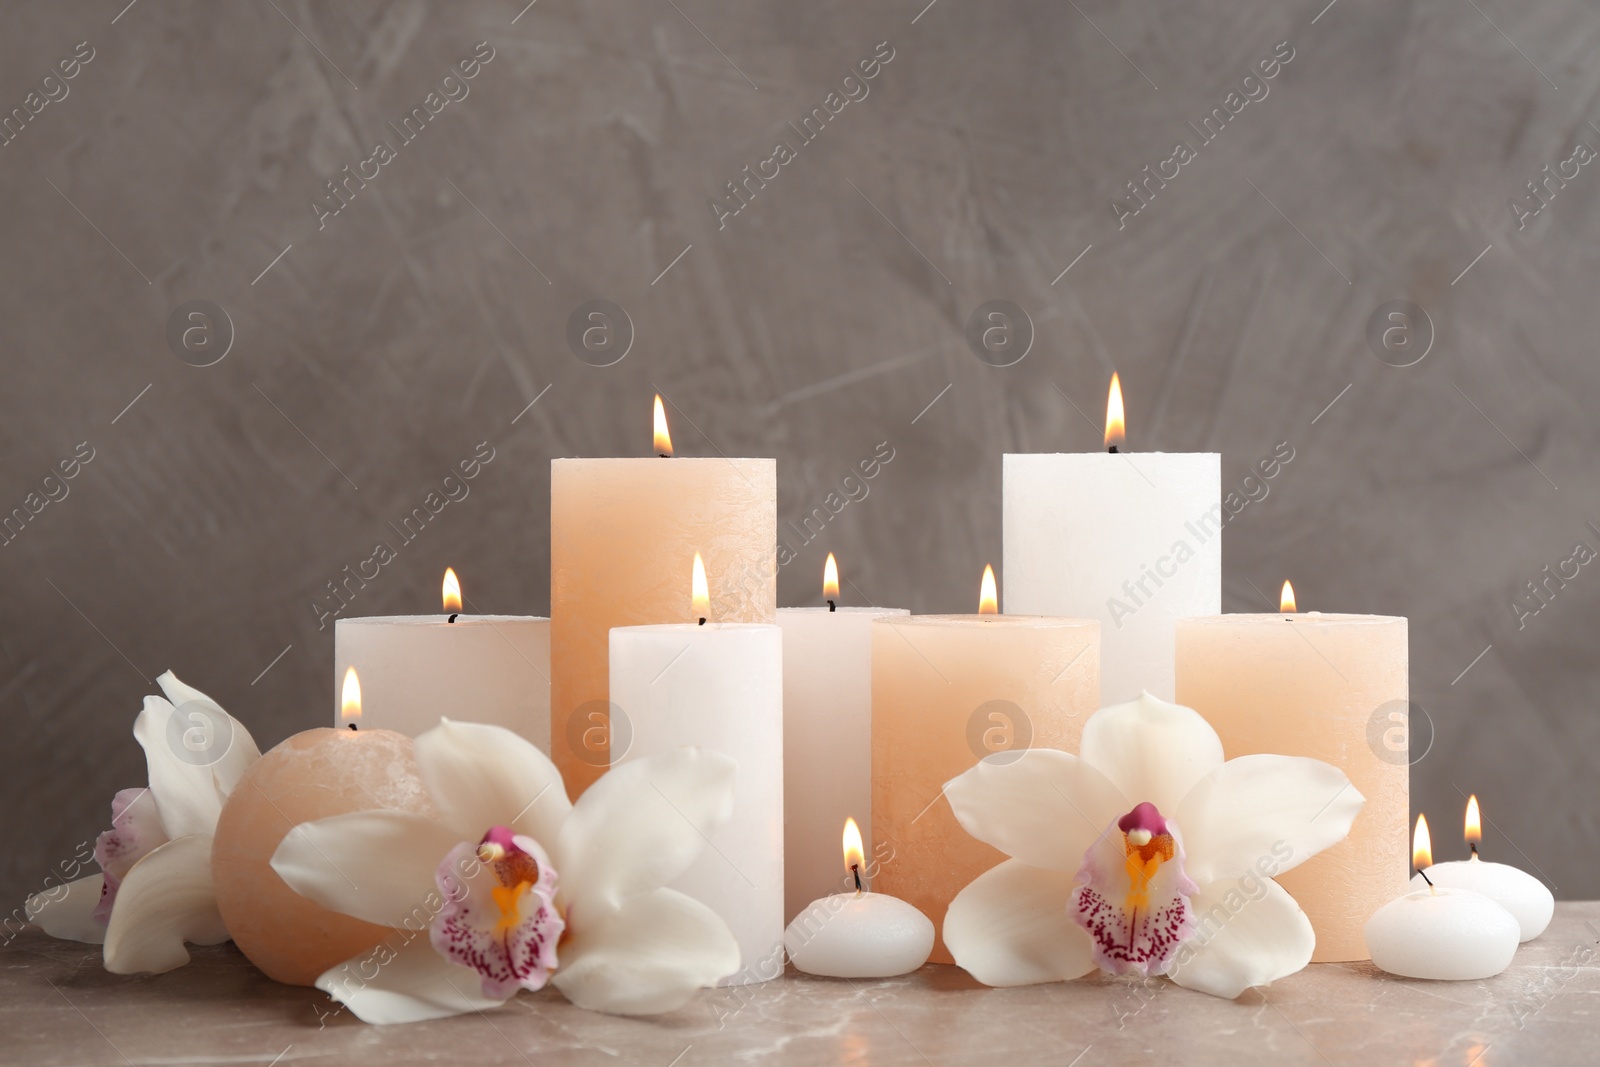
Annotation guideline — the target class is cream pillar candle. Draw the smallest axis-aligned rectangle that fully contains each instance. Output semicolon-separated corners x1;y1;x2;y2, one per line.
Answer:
552;396;775;797
333;569;550;750
1175;588;1408;962
872;567;1099;963
778;554;907;922
1003;374;1220;703
609;557;783;986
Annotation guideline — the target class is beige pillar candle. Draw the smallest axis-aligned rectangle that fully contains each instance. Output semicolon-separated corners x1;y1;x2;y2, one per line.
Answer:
551;397;775;797
872;567;1100;963
1174;585;1408;962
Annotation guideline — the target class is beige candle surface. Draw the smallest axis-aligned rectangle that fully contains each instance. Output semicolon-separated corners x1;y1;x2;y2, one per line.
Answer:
1175;611;1408;962
872;613;1099;963
551;457;775;797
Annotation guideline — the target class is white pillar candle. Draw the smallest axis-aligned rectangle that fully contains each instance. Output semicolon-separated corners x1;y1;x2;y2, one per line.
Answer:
1410;795;1553;941
1175;591;1408;962
1003;377;1219;702
1364;887;1520;980
610;574;783;986
552;397;775;797
785;817;933;978
778;554;906;922
333;569;549;750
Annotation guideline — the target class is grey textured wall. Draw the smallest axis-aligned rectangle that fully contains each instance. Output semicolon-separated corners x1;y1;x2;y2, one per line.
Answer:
4;0;1598;911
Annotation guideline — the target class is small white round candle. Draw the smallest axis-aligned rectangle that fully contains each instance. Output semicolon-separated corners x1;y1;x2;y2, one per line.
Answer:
1365;814;1519;980
1409;796;1553;941
785;818;933;978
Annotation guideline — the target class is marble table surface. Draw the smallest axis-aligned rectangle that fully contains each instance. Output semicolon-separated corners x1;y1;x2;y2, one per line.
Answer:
5;904;1598;1067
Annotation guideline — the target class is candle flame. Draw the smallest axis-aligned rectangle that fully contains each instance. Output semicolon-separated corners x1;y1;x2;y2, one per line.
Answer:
341;667;362;722
1280;580;1297;613
692;552;710;618
1104;373;1126;450
653;394;673;456
979;564;999;615
1465;795;1482;846
1413;813;1433;870
842;817;865;873
823;552;840;601
442;567;462;613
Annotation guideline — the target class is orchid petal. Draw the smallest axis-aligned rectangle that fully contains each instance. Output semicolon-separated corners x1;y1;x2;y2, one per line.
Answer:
93;787;171;924
553;887;739;1015
430;840;563;999
414;719;571;848
270;811;459;928
943;749;1129;872
133;696;238;840
557;749;736;915
1165;877;1315;998
1174;754;1365;884
154;671;262;797
316;934;510;1024
25;875;107;945
103;834;229;974
1069;815;1198;978
944;860;1096;986
1079;693;1224;814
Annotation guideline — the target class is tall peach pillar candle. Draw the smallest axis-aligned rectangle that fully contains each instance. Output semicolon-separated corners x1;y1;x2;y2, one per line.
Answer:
551;396;775;797
777;553;906;922
1175;585;1408;962
872;566;1099;963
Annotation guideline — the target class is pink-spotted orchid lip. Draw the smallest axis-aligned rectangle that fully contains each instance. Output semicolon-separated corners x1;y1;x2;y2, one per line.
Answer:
1070;802;1199;977
431;826;564;1000
92;788;168;925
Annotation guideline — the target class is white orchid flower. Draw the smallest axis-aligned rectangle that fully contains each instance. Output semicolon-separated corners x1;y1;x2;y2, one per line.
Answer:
26;672;260;973
942;693;1365;998
270;719;740;1024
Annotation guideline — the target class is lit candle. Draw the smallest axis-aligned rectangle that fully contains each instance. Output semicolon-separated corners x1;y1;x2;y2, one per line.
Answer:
609;552;784;985
334;568;550;749
1410;796;1553;941
213;670;439;985
872;565;1099;963
1365;815;1519;980
785;818;934;978
777;554;906;922
1174;582;1408;962
1004;373;1220;702
552;396;776;796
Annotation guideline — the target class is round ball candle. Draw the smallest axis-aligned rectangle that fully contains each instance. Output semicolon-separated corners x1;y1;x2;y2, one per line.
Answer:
552;396;775;797
1366;816;1520;980
1410;796;1553;941
872;566;1099;963
785;819;934;978
213;681;436;986
609;554;783;986
334;568;550;749
778;554;907;922
1003;373;1221;703
1175;585;1408;962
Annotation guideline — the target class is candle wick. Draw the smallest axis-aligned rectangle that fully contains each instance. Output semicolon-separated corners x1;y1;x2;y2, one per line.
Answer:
1107;445;1119;454
347;723;358;732
1417;868;1434;889
827;599;836;612
658;452;670;459
851;863;862;893
1469;844;1479;860
448;613;459;624
698;617;707;626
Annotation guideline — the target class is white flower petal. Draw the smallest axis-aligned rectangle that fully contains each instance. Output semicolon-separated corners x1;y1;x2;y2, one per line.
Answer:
553;887;739;1015
155;671;262;797
943;749;1128;871
134;696;237;839
557;749;735;915
103;834;229;974
1174;754;1365;885
25;875;107;945
944;859;1096;987
270;811;460;928
414;719;572;847
1166;877;1315;998
1079;693;1224;813
316;935;510;1024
